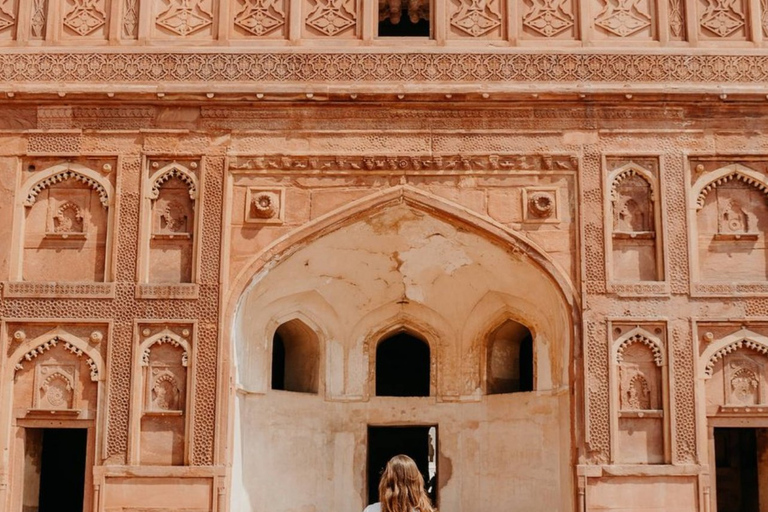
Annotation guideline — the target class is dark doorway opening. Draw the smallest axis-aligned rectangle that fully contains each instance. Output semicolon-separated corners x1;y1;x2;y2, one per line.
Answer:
376;333;430;397
26;428;87;512
367;426;437;506
271;332;286;390
714;427;768;512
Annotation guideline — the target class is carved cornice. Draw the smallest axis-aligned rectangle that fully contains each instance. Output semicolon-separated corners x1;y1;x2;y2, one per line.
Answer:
2;52;768;92
230;154;578;172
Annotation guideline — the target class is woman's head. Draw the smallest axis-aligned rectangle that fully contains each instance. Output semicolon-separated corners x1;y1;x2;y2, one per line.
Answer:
378;455;434;512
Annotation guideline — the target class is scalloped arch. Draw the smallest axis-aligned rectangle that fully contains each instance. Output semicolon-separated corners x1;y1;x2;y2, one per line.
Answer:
10;328;104;382
608;162;656;202
21;163;112;208
692;164;768;211
139;329;191;368
149;162;198;201
613;326;665;366
700;328;768;378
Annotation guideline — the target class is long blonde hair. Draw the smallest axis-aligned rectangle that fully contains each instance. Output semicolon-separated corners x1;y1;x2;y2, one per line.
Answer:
378;454;435;512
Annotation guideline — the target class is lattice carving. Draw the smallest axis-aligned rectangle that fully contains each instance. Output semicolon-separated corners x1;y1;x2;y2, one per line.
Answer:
700;0;745;37
24;170;110;208
63;0;107;35
156;0;213;35
306;0;356;35
123;0;138;36
595;0;652;36
0;0;16;32
450;0;501;37
141;334;189;367
6;53;768;85
149;165;197;200
235;0;285;35
616;332;664;366
522;0;574;36
14;336;99;381
696;171;768;210
705;339;768;377
30;0;46;38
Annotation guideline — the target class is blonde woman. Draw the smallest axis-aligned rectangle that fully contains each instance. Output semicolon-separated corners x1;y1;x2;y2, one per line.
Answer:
364;454;436;512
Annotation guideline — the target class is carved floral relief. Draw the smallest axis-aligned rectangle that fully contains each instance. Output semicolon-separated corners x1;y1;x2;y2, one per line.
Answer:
63;0;108;36
522;0;575;37
123;0;139;36
699;0;746;37
0;0;17;35
595;0;653;37
234;0;286;36
35;363;77;410
306;0;357;36
156;0;214;36
450;0;502;37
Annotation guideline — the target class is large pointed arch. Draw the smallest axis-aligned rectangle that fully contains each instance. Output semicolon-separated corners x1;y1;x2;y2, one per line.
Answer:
21;162;113;209
226;185;578;319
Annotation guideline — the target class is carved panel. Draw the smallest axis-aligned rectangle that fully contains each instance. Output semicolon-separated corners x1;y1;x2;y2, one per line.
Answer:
123;0;139;37
34;363;77;410
593;0;655;39
155;0;215;37
0;0;18;40
725;356;762;405
522;187;559;223
449;0;502;38
669;0;685;38
62;0;109;38
698;0;747;38
521;0;576;38
233;0;287;37
30;0;47;39
304;0;357;37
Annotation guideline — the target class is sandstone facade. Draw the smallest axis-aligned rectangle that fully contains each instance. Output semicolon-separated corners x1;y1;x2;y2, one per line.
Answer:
2;1;768;512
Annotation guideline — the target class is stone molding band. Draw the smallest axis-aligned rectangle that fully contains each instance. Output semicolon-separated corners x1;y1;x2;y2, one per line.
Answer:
2;52;768;91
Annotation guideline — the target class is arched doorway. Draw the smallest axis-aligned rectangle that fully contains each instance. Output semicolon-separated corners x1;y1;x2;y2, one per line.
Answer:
228;188;576;512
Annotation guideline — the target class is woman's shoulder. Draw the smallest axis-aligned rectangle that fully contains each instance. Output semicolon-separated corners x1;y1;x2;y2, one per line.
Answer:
363;503;381;512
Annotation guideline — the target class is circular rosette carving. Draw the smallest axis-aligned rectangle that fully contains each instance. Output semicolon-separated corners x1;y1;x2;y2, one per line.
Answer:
528;191;555;219
250;191;280;219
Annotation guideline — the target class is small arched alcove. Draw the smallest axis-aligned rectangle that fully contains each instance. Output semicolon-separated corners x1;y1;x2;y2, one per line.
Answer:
375;332;430;397
485;320;534;395
270;319;320;394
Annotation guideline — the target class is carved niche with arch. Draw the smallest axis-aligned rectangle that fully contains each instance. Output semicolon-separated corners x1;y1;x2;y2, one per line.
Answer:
139;159;200;286
690;162;768;286
12;159;116;284
132;325;193;466
610;324;668;464
606;158;664;284
700;327;768;412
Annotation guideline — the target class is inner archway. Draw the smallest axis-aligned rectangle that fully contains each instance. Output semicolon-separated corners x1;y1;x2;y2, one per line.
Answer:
230;191;575;512
376;332;430;397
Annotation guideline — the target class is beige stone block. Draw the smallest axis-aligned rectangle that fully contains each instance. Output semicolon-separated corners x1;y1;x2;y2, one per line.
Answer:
310;189;373;218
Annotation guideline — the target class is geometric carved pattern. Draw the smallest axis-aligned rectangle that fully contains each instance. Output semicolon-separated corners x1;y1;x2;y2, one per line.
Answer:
450;0;502;37
6;53;768;85
700;0;745;37
234;0;285;36
695;171;768;210
30;0;46;38
705;339;768;377
523;0;574;36
669;0;684;36
123;0;139;36
610;164;655;202
306;0;356;36
595;0;652;37
24;170;110;208
63;0;107;36
156;0;213;36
